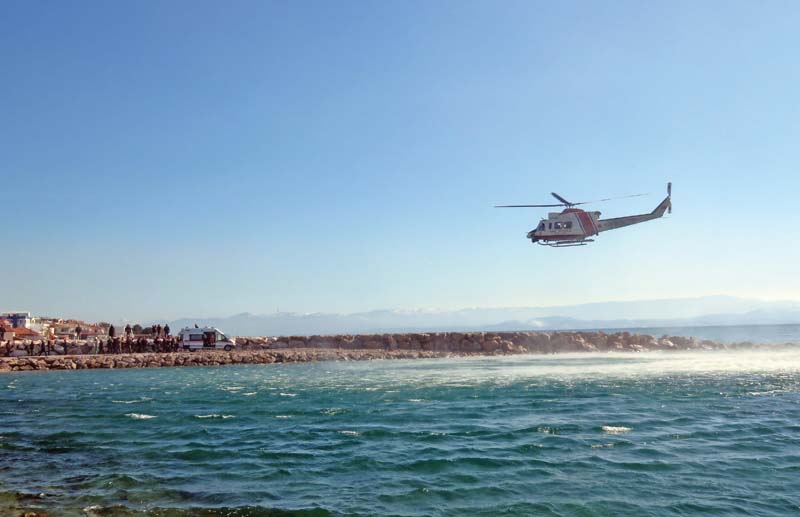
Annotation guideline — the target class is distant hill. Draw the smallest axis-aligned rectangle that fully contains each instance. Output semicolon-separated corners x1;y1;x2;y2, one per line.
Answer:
163;296;800;336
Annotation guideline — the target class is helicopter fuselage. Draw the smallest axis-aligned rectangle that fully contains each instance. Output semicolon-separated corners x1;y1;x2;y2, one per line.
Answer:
527;208;600;243
528;195;671;246
496;182;671;247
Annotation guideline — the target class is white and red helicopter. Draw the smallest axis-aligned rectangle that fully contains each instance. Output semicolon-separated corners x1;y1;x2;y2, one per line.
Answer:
496;183;672;247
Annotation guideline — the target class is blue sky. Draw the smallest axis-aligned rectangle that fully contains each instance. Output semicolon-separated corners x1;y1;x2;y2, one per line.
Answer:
2;1;800;322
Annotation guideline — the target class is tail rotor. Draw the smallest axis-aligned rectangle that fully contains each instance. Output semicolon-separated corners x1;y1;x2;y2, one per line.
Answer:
667;182;672;214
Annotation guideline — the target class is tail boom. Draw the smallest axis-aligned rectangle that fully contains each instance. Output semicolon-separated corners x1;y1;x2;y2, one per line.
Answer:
597;192;670;233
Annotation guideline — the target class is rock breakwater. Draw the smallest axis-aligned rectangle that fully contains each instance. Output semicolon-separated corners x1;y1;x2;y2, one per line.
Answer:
0;331;733;373
241;330;727;354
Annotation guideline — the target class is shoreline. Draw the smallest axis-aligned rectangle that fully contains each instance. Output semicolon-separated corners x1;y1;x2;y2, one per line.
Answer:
0;330;774;373
0;348;453;372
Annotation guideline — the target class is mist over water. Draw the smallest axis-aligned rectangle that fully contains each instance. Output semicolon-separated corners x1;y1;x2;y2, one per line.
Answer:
606;323;800;345
2;349;800;516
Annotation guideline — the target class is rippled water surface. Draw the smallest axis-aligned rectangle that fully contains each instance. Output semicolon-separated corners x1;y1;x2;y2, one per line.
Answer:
2;350;800;516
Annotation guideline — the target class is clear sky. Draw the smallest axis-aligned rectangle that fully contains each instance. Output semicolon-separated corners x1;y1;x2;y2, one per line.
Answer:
3;0;800;322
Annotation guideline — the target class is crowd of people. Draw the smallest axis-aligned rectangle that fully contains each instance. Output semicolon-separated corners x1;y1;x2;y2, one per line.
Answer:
1;336;185;357
2;322;184;357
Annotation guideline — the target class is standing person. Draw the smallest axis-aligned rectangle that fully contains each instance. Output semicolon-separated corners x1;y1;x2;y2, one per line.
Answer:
156;324;162;338
163;324;170;338
75;325;82;340
124;324;132;339
109;324;116;340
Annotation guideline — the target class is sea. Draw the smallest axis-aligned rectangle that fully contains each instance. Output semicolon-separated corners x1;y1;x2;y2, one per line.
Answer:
1;325;800;516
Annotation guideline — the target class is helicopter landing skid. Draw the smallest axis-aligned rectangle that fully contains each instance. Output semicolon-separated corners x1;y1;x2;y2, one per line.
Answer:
537;239;594;247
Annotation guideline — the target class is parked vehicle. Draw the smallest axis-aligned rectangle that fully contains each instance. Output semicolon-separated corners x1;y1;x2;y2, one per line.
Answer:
178;326;236;351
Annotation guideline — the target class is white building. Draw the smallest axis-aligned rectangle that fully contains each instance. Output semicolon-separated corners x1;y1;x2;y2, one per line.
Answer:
1;312;32;329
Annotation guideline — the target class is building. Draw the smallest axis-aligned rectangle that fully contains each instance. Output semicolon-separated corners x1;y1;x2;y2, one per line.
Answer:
9;327;41;341
0;312;32;329
49;320;105;339
0;319;13;341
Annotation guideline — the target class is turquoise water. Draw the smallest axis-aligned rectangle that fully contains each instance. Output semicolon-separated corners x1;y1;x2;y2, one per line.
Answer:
2;350;800;516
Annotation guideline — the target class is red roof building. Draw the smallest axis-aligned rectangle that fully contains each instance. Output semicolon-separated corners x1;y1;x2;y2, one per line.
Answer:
11;327;41;339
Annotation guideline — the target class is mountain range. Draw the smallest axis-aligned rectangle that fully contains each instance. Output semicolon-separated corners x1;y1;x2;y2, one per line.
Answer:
164;296;800;336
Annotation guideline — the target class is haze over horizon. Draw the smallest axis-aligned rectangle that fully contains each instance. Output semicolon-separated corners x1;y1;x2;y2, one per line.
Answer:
131;295;800;335
4;1;800;321
7;294;800;327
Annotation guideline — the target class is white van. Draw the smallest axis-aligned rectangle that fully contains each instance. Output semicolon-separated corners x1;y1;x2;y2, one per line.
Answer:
178;326;236;351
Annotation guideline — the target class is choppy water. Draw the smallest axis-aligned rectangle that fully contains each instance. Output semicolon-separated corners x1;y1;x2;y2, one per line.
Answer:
2;350;800;516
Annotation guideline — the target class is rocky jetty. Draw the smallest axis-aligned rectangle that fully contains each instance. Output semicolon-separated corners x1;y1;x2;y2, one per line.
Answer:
0;348;447;372
0;331;731;373
237;330;726;354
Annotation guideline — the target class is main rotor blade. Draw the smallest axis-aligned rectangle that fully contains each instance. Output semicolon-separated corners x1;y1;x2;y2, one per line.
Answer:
550;192;573;205
495;193;649;209
569;193;650;205
595;193;649;202
495;204;565;208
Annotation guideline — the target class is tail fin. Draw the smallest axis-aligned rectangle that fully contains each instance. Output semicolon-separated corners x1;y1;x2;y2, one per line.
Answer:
667;182;672;213
651;182;672;217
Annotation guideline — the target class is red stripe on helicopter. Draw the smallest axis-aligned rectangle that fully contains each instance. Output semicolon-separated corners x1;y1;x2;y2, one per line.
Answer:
576;211;598;236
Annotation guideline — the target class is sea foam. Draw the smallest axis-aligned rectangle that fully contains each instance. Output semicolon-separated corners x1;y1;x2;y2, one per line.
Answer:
125;413;156;420
602;425;632;434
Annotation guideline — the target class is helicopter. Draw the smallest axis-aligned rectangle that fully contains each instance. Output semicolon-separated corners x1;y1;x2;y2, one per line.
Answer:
496;183;671;247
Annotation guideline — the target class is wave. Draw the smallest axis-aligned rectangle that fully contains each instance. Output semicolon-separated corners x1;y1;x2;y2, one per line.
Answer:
125;413;156;420
602;425;632;434
321;408;345;416
112;397;152;404
194;414;235;419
